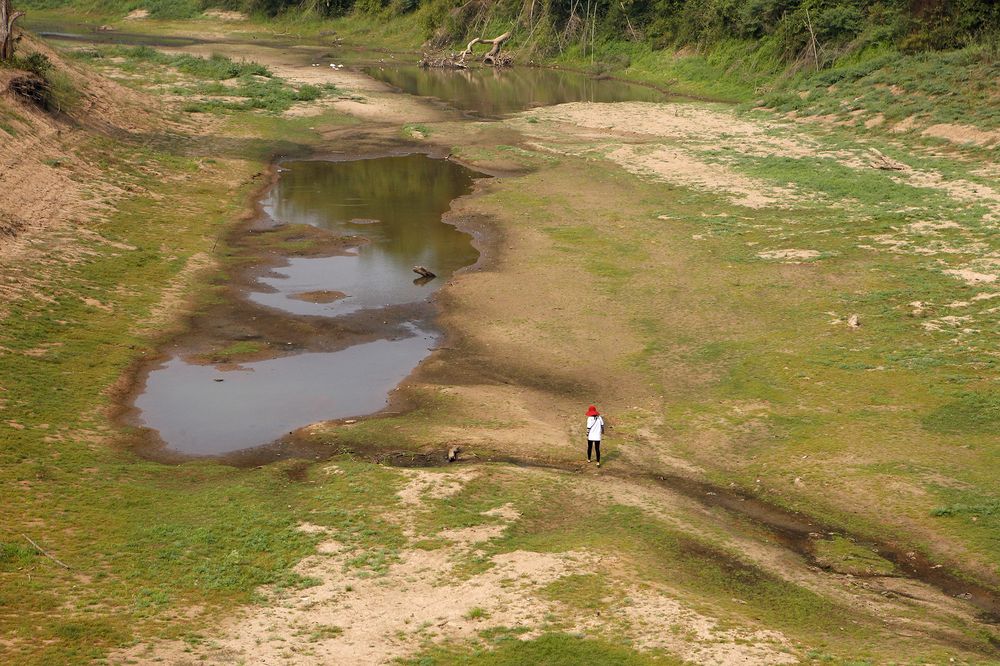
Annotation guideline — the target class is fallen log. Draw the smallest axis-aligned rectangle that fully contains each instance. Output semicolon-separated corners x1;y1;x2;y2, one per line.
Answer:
413;265;436;279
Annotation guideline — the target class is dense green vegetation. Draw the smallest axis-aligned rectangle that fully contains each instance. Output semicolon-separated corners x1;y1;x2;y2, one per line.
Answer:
19;0;999;58
21;0;1000;54
15;0;1000;107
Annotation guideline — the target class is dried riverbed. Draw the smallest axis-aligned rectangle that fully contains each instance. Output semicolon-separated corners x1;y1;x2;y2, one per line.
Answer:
29;19;997;663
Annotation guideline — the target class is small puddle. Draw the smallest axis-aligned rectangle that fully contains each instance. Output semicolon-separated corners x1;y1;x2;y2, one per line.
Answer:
129;154;482;457
363;65;671;116
25;19;209;48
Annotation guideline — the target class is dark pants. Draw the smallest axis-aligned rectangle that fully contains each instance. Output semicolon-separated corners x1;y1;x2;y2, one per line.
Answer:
587;440;601;462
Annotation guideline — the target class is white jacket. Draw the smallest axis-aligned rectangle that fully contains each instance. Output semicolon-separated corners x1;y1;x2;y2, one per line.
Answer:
587;415;604;441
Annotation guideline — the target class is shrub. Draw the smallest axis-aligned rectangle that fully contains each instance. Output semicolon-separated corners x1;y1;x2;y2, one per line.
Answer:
17;52;54;77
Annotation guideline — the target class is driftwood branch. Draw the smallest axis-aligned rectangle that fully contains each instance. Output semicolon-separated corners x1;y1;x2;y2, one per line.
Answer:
460;36;482;61
22;534;72;570
459;31;511;65
420;30;512;69
413;265;436;279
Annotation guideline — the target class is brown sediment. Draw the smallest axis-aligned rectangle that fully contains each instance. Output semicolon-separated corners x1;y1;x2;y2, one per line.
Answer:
241;222;370;257
290;290;347;303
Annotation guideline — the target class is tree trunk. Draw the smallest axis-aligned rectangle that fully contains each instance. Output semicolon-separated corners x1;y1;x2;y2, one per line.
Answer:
1;0;25;62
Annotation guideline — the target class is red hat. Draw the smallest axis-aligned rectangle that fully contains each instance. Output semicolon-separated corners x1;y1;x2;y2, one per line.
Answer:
586;405;599;416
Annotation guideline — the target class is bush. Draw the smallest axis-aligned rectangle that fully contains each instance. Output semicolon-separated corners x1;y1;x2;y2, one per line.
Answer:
813;4;864;42
105;46;272;79
143;0;202;19
17;52;54;77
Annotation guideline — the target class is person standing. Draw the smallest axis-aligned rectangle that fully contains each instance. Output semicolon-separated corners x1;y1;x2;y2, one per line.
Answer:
586;405;605;467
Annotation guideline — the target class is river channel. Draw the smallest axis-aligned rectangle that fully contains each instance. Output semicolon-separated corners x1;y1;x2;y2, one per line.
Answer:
27;22;1000;632
31;21;670;457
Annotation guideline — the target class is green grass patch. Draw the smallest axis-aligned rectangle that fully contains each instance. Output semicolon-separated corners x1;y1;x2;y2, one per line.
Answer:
464;606;490;620
922;391;1000;435
813;537;897;577
403;123;431;138
542;574;614;611
87;45;270;80
932;501;1000;518
402;632;683;665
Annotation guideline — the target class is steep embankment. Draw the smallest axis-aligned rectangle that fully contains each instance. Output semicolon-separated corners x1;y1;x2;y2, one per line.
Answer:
1;36;155;258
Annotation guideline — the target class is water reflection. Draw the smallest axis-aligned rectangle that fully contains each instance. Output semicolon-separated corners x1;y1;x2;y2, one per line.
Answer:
136;329;436;456
364;65;666;116
133;154;482;456
252;154;480;316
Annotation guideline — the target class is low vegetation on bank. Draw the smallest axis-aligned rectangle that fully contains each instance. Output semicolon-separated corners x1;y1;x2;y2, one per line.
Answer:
17;0;1000;102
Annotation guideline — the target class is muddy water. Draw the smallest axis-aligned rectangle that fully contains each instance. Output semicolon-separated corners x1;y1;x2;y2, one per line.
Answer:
252;156;479;316
364;65;668;116
133;155;480;456
135;330;436;456
26;20;208;48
